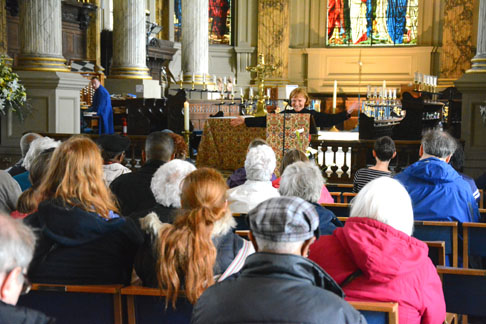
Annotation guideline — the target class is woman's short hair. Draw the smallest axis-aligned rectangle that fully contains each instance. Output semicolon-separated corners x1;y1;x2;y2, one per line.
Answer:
167;132;188;160
289;87;310;107
22;137;60;171
151;159;196;208
350;177;414;236
37;135;119;218
279;161;323;203
280;149;308;175
245;145;276;181
374;136;396;161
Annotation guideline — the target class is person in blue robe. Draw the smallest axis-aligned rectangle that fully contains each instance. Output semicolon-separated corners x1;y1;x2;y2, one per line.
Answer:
90;77;114;135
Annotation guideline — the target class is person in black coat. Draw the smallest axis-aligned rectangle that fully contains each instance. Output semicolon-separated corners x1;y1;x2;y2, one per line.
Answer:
191;197;364;324
0;213;54;324
110;131;174;216
230;87;359;134
25;136;143;285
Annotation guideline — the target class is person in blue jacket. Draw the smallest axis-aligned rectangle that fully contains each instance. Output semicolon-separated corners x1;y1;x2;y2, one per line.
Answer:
395;129;480;223
90;77;114;134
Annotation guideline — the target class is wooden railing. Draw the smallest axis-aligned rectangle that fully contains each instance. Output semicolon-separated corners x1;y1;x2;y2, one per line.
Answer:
41;133;422;182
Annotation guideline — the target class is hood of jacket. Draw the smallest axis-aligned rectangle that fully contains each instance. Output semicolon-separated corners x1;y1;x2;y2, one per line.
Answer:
335;217;429;283
241;252;344;298
400;157;461;184
33;199;126;246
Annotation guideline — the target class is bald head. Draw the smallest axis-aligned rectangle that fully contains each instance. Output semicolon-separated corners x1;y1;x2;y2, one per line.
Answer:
20;133;42;157
145;132;174;162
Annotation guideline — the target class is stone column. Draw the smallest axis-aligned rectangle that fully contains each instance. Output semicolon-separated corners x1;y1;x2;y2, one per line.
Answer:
17;0;69;71
257;0;290;85
181;0;208;82
467;0;486;72
87;0;103;73
454;0;486;177
110;0;151;79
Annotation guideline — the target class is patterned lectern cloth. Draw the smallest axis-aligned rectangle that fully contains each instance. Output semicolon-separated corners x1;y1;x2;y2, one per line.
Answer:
196;118;266;170
266;114;310;177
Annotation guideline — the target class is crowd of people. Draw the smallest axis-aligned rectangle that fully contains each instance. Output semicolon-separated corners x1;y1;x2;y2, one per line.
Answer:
0;89;484;323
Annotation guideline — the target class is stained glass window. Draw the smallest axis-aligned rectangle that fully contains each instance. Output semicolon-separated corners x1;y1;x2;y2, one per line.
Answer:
209;0;232;44
173;0;232;44
327;0;418;46
174;0;182;42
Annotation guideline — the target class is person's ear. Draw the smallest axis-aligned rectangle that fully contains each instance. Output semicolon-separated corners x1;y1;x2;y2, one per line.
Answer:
419;145;424;157
141;150;146;164
248;231;259;252
372;150;377;158
171;153;175;161
301;236;316;257
392;151;397;159
444;155;452;163
0;267;22;305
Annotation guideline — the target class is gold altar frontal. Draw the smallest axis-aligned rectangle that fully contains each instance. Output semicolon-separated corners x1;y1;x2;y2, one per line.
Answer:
196;118;266;171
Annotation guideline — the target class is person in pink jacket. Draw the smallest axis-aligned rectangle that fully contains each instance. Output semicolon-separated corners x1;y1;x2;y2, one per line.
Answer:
309;177;445;324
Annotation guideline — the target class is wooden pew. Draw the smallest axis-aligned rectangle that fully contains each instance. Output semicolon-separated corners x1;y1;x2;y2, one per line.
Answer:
437;266;486;318
321;203;351;217
425;241;446;267
330;192;342;203
121;286;192;324
462;222;486;269
348;301;399;324
342;192;357;204
17;284;123;324
413;221;458;267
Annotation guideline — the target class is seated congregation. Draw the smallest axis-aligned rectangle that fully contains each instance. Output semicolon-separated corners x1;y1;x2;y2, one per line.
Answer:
0;127;484;324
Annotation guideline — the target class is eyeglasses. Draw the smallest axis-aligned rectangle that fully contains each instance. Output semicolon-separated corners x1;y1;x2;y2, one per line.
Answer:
20;272;31;295
5;268;31;295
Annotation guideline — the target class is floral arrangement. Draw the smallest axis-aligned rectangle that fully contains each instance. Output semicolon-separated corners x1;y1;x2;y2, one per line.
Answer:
0;56;29;121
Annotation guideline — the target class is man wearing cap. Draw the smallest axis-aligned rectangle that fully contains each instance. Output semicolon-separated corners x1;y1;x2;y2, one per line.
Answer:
96;134;132;186
191;196;365;324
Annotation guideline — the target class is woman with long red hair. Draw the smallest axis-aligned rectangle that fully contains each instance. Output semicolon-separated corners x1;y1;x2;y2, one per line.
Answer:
25;135;143;284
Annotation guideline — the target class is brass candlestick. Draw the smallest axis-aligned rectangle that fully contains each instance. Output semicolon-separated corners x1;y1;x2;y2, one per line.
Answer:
246;54;276;117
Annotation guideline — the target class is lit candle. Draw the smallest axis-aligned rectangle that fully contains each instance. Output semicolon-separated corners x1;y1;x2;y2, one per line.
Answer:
213;75;217;85
367;85;371;98
267;88;271;98
240;87;244;98
249;87;254;98
180;70;183;82
231;85;235;96
414;72;418;83
383;80;386;90
203;73;206;84
192;73;195;83
332;80;337;109
184;101;190;131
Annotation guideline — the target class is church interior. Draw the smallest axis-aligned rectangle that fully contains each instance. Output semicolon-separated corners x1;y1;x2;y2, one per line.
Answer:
1;0;486;323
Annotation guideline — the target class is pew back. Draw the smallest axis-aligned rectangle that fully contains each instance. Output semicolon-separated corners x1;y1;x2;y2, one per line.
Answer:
412;221;458;267
348;301;399;324
17;284;123;324
462;222;486;269
437;266;486;317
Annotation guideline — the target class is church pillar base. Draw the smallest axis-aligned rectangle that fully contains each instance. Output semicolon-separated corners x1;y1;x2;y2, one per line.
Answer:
1;71;88;147
454;73;486;178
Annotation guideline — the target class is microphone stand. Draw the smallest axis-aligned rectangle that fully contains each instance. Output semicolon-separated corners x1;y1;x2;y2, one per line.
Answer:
282;100;290;160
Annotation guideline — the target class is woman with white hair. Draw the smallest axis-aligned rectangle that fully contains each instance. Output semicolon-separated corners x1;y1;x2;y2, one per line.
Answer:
227;145;279;214
279;161;342;235
13;137;60;191
128;159;196;221
309;177;445;324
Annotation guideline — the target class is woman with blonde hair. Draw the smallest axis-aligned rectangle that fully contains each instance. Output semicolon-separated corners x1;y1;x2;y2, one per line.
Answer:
144;168;252;307
25;135;143;284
